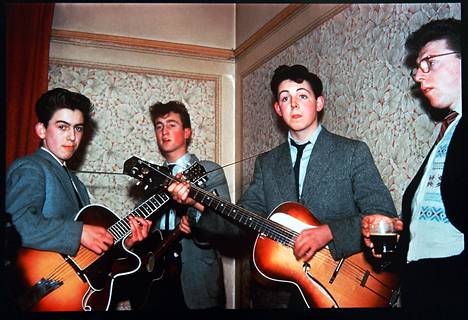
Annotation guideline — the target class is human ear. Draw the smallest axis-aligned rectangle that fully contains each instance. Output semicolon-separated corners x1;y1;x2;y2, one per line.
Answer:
274;102;283;117
316;96;325;112
35;122;47;139
184;128;192;141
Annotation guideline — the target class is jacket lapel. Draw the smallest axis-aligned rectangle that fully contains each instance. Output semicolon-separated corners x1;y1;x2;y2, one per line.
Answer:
36;149;82;208
301;129;333;205
273;143;298;202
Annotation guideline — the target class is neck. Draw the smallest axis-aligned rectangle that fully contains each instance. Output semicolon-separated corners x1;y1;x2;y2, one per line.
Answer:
164;150;188;164
290;123;319;143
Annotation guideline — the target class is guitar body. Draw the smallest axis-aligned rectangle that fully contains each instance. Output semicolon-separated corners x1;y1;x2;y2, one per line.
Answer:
119;228;184;310
253;202;399;308
15;204;140;311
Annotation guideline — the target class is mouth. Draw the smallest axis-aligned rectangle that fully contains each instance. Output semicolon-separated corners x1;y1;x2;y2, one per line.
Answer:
63;145;75;151
291;114;302;119
421;86;433;95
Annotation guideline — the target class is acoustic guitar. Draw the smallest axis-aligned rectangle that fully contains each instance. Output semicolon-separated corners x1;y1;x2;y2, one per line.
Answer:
125;156;400;308
14;160;205;311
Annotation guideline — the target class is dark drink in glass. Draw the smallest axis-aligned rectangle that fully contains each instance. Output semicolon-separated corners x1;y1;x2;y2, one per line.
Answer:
370;233;397;254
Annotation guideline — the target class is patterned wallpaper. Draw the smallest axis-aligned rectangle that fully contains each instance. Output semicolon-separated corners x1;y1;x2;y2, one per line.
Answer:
49;62;219;217
241;3;461;214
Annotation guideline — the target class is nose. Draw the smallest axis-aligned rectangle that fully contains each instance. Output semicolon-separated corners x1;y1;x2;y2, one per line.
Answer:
412;68;427;83
291;96;299;109
67;129;76;141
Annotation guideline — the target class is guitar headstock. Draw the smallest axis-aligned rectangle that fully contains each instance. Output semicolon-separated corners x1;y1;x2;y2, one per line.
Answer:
123;156;170;191
123;156;208;191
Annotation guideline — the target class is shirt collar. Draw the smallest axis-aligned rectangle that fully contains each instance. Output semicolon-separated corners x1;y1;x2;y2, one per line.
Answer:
288;124;322;147
41;147;66;166
164;153;193;172
451;99;462;116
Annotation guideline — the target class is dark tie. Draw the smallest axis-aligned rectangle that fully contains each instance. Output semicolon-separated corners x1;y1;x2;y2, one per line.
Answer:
63;165;83;208
290;139;310;199
435;111;458;144
165;164;176;231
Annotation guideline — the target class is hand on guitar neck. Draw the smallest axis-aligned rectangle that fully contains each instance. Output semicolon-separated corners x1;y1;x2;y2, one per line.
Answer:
168;173;206;213
81;215;152;254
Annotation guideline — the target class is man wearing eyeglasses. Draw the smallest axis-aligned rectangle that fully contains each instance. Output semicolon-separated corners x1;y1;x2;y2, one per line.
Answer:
361;18;465;308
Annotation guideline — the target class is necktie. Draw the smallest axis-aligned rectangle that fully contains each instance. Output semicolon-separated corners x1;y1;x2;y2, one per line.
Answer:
290;139;310;199
63;165;83;208
435;111;458;144
165;164;176;231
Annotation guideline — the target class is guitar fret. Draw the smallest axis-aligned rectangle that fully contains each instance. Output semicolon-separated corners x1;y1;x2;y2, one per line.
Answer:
145;201;157;212
189;180;297;251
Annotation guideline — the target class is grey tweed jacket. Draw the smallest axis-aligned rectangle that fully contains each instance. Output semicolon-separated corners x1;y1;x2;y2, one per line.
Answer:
238;127;397;260
6;148;90;256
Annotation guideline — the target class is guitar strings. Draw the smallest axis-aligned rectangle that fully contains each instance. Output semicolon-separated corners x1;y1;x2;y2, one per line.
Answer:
143;162;395;297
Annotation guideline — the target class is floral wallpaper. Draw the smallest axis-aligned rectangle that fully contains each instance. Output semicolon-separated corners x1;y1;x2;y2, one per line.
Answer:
49;62;219;217
241;3;461;214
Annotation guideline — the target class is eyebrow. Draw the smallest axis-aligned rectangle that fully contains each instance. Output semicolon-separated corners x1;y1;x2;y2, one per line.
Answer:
155;119;180;125
279;87;311;95
54;120;84;127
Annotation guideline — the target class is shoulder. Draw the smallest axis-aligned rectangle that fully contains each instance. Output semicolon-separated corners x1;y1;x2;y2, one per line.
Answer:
198;159;222;172
8;152;48;174
256;142;289;162
319;127;369;151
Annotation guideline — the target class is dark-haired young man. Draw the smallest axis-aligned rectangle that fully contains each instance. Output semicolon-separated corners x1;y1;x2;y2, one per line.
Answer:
362;18;465;308
6;88;151;267
168;65;397;308
142;101;240;310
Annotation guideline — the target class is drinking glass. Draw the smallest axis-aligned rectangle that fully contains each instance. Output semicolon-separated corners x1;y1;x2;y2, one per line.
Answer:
369;219;397;255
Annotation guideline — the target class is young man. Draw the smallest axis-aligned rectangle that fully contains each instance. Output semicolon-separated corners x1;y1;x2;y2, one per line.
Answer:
362;18;465;308
7;88;151;255
169;65;397;308
143;100;240;310
6;88;152;309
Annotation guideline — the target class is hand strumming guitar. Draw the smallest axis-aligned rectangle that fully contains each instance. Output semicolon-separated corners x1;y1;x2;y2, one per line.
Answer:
293;224;333;262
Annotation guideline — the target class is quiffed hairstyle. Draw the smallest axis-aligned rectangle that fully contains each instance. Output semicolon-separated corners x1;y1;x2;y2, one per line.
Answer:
149;100;192;146
270;64;323;101
405;18;461;58
35;88;94;126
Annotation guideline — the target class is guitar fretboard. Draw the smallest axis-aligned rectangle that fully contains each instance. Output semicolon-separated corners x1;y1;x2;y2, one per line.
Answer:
107;192;170;244
188;186;298;248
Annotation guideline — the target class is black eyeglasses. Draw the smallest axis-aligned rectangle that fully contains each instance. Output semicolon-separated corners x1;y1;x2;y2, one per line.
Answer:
410;51;460;79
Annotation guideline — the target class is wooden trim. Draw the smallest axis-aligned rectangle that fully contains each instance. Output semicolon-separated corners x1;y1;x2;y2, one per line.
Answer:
234;4;305;57
51;29;235;60
239;4;350;78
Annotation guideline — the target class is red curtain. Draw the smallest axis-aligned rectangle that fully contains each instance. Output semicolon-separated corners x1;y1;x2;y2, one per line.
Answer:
6;3;55;169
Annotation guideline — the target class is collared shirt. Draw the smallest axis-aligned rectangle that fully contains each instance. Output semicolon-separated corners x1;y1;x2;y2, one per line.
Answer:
41;147;65;166
407;101;464;262
41;146;82;203
159;153;200;229
288;125;322;198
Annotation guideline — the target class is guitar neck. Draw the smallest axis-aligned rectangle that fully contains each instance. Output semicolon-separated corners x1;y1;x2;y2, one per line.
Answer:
152;227;183;261
107;192;171;244
187;186;297;248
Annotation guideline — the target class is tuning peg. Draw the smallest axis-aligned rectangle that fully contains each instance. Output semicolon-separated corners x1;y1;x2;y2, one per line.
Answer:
144;185;148;190
136;181;141;186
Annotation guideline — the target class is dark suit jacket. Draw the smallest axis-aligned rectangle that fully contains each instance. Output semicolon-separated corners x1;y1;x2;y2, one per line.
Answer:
400;115;466;260
238;127;397;260
6;148;90;256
